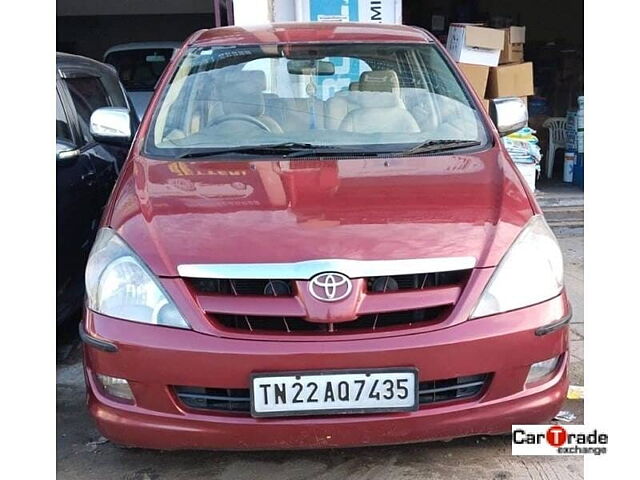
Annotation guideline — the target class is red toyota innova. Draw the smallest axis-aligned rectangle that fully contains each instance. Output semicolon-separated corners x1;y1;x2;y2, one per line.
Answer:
82;22;570;450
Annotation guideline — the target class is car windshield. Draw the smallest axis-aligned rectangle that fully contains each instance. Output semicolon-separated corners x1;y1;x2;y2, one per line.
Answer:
146;43;488;157
105;48;174;91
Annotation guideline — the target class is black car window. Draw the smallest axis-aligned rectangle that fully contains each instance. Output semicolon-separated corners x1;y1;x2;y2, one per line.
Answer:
105;49;174;91
64;76;111;144
56;91;73;144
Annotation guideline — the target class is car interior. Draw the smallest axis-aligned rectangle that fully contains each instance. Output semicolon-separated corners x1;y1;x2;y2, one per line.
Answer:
153;49;483;150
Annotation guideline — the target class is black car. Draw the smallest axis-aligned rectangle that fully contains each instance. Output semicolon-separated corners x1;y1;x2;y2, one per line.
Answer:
56;53;136;325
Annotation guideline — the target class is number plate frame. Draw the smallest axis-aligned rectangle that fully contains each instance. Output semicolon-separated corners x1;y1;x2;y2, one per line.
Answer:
250;367;419;418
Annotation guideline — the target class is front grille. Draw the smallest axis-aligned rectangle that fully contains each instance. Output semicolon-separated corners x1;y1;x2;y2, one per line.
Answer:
341;306;449;330
419;374;488;404
213;306;449;333
175;386;250;412
214;314;320;332
190;278;294;296
367;270;468;293
173;374;488;414
190;271;469;297
188;268;471;335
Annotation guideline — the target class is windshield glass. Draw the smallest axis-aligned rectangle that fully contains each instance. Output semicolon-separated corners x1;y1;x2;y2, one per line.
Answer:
105;48;175;91
146;43;488;157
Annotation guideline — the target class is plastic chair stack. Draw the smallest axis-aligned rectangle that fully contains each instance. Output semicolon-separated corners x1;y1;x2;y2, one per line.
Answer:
542;117;567;179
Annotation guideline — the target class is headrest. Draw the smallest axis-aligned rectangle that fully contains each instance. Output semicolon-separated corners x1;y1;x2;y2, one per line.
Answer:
348;81;360;91
222;70;267;93
220;70;267;117
359;70;400;93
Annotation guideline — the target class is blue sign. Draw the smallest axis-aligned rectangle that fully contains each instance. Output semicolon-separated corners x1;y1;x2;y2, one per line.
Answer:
309;0;366;99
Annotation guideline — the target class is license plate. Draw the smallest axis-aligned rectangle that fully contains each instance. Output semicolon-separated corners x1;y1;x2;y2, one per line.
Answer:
250;368;418;417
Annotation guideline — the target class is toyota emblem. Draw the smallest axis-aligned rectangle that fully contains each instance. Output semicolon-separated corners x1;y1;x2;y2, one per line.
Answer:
308;272;352;302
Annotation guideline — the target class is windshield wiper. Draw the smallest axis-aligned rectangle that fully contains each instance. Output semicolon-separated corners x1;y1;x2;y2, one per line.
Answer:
177;142;342;159
402;140;482;156
176;140;480;160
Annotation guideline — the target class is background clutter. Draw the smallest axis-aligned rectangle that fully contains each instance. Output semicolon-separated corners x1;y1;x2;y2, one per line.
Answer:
445;20;583;191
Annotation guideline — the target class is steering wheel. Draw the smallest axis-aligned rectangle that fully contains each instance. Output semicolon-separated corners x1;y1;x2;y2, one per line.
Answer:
208;114;272;132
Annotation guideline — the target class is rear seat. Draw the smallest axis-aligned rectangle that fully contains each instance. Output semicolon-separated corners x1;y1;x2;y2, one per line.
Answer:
189;70;432;135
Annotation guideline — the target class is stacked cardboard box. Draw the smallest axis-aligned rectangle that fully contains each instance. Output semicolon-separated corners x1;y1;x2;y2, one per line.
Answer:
446;23;538;189
446;24;533;113
446;24;504;67
487;26;532;110
446;24;503;112
457;63;491;111
500;26;525;64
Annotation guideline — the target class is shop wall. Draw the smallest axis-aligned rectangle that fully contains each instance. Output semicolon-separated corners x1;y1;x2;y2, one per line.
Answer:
478;0;583;45
403;0;583;46
56;14;215;60
57;0;214;16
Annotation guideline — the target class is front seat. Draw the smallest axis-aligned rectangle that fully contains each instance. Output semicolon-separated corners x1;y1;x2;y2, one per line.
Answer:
339;70;420;134
215;70;283;133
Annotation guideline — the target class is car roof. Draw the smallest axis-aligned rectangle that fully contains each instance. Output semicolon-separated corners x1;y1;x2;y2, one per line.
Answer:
56;52;117;78
104;42;183;58
189;22;434;47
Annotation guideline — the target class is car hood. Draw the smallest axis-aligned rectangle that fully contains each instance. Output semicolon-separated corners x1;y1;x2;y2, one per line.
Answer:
108;150;534;276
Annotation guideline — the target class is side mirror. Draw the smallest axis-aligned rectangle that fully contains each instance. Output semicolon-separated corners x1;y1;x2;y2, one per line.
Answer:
56;140;80;166
489;97;528;136
90;107;132;146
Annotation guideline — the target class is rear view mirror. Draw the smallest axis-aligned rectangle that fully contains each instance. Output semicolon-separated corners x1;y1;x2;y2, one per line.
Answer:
145;54;166;63
489;97;528;136
90;107;132;146
287;60;335;76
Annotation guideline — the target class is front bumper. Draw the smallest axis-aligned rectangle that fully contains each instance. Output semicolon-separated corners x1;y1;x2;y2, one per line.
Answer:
83;293;570;450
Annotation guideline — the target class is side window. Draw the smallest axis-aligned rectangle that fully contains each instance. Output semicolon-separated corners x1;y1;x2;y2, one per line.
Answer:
56;91;73;144
64;76;111;143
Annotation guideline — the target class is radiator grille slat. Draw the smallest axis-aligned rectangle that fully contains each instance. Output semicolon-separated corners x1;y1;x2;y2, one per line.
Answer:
213;306;449;334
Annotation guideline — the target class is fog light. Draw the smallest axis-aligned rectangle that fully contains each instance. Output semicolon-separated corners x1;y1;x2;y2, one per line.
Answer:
526;356;561;385
96;374;134;401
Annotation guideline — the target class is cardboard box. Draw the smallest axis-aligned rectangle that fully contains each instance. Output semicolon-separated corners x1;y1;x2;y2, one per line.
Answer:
486;62;534;98
457;63;489;98
446;23;505;67
500;26;526;64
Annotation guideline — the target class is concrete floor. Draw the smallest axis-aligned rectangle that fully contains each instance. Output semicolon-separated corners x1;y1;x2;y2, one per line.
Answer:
56;231;584;480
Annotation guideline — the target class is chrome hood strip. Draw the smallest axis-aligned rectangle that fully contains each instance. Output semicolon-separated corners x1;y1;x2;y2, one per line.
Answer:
177;257;476;280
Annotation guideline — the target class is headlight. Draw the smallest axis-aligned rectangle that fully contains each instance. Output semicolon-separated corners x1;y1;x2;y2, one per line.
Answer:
85;228;190;328
471;215;563;318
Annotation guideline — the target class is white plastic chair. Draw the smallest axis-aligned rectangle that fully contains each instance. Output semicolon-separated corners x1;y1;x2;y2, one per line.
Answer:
543;117;567;179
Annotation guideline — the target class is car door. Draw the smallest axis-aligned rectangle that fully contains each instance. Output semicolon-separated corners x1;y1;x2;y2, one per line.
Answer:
60;72;122;208
56;82;100;319
56;62;133;323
